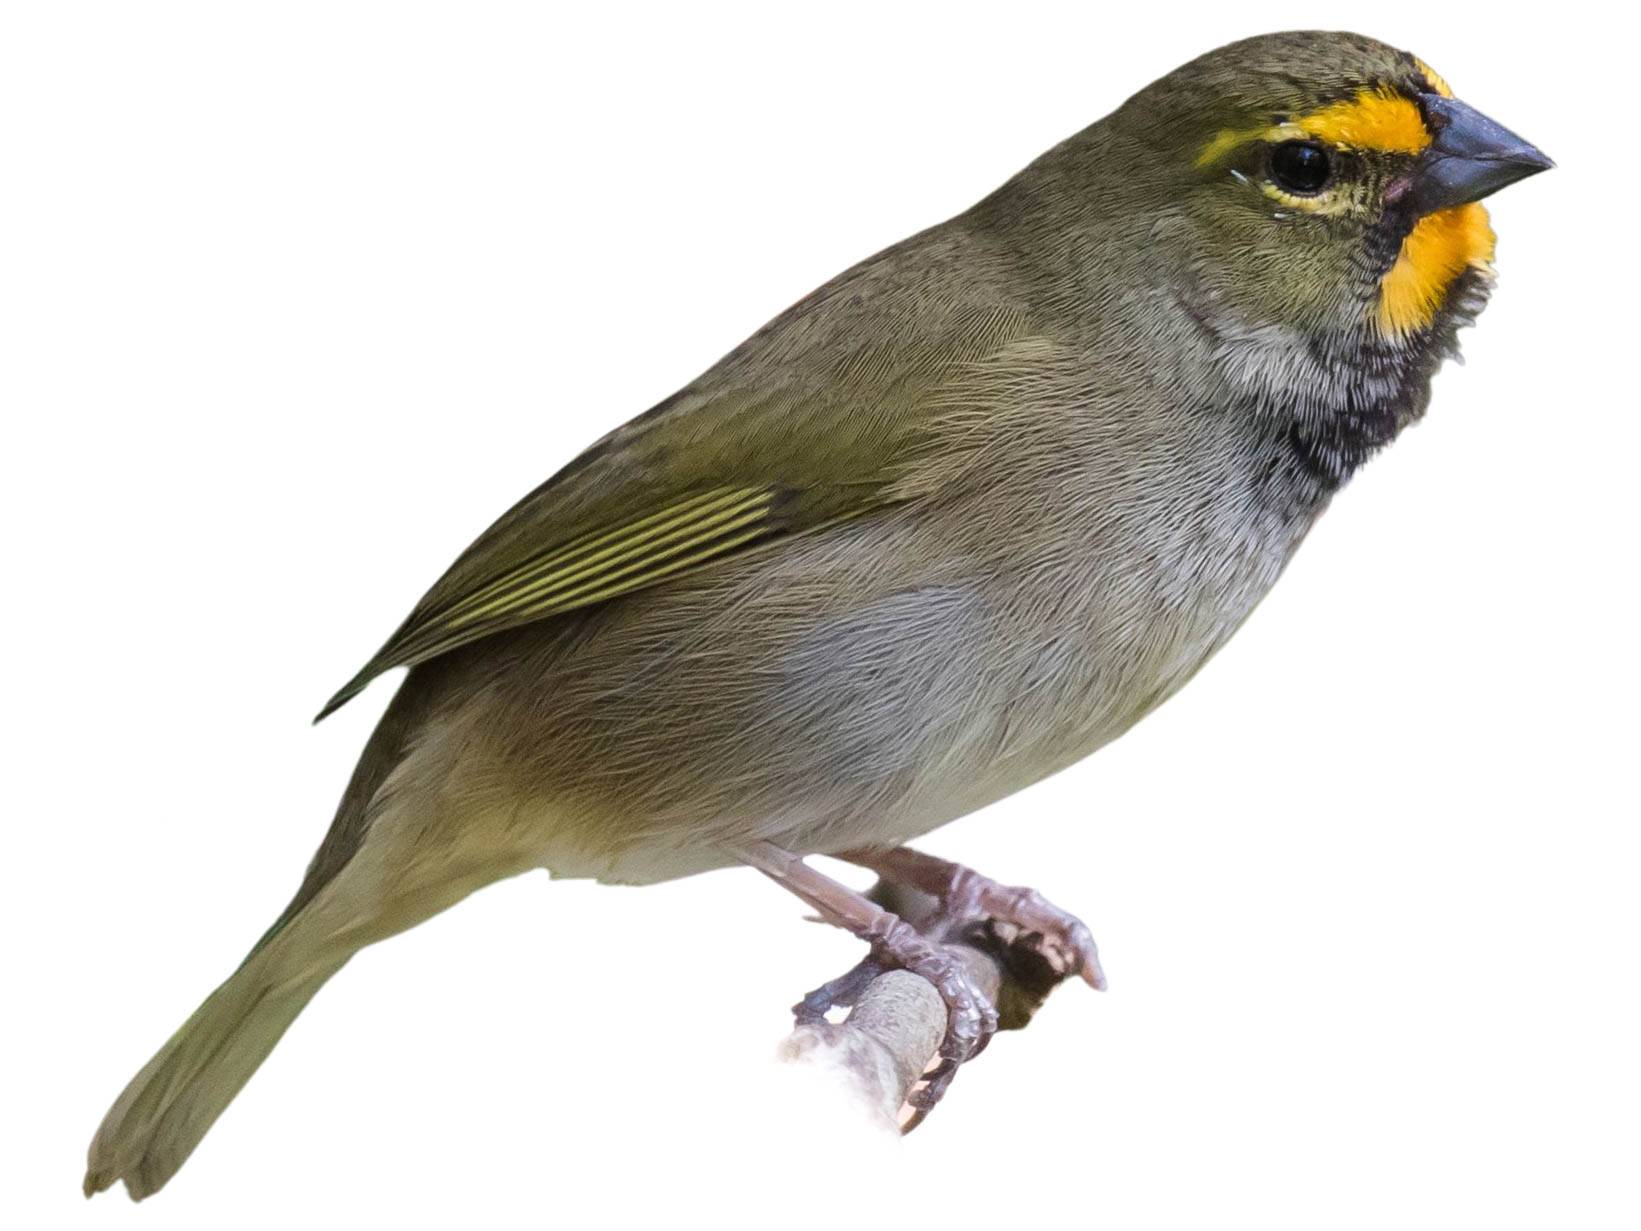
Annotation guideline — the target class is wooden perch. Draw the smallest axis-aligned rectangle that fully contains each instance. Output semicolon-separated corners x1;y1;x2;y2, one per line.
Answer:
777;880;1082;1129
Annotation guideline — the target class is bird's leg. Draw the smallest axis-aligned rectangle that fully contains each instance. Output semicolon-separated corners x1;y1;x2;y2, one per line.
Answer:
734;841;997;1105
837;845;1108;992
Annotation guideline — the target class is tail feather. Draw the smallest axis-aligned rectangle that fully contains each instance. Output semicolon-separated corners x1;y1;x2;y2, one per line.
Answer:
85;664;468;1199
84;950;345;1200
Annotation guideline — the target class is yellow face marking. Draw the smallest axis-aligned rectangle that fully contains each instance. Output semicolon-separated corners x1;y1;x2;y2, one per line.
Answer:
1195;126;1262;169
1196;87;1433;170
1412;56;1454;98
1193;64;1490;338
1292;87;1430;154
1377;202;1496;337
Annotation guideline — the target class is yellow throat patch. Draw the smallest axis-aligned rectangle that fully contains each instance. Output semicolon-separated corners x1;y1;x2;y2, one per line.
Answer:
1377;201;1496;338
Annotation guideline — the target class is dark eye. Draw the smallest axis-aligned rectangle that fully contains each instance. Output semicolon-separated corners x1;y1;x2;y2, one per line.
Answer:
1269;141;1331;194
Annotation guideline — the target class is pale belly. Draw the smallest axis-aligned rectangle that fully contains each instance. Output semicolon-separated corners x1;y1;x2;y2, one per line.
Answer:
402;443;1315;887
497;541;1288;884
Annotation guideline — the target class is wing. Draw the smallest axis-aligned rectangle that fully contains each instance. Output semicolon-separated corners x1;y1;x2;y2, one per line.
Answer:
316;291;1031;721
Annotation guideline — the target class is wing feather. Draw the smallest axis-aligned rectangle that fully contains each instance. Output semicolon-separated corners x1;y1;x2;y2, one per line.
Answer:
315;484;812;719
315;281;1033;721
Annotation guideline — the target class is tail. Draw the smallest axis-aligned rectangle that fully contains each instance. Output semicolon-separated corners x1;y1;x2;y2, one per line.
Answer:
86;659;508;1201
85;669;446;1201
83;943;348;1200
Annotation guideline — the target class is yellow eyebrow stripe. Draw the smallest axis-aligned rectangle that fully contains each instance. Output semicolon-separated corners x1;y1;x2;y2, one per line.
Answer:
1197;87;1432;168
1413;57;1454;98
1195;126;1260;168
1294;87;1430;153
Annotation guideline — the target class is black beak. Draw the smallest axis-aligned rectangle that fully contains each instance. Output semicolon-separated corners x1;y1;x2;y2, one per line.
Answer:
1406;95;1553;214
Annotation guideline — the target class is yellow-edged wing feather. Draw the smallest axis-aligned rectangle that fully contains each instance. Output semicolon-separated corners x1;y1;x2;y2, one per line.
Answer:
316;296;1032;720
316;480;832;720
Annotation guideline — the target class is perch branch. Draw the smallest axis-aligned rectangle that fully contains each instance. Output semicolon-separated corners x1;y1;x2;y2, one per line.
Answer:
777;880;1081;1129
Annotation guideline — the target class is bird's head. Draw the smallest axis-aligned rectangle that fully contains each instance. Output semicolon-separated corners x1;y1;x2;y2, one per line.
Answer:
991;32;1551;487
1129;31;1548;346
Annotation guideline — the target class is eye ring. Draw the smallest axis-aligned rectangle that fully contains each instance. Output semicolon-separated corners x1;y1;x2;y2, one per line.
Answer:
1269;140;1332;195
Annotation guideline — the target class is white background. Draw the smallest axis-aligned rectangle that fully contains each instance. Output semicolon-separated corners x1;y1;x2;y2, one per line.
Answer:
4;3;1634;1228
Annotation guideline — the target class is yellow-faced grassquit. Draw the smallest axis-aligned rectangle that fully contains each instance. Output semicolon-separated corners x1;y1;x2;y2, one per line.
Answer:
85;29;1549;1199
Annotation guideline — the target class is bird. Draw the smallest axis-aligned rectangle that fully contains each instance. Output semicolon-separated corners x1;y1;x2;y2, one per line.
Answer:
84;30;1549;1199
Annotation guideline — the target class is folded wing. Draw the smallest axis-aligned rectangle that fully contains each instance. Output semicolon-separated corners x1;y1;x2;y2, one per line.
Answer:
317;297;1032;721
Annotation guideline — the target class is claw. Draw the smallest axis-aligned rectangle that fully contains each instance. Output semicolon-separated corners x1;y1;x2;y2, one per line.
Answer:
842;847;1107;995
903;1056;963;1131
1045;920;1107;990
980;880;1107;991
891;953;997;1131
792;956;884;1026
